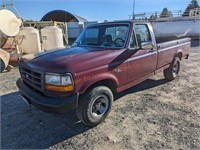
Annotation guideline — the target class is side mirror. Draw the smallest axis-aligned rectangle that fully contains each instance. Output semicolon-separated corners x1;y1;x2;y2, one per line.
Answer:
141;42;154;50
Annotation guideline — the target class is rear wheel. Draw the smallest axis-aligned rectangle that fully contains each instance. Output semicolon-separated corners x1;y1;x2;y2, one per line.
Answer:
76;86;113;127
0;59;5;73
164;57;180;80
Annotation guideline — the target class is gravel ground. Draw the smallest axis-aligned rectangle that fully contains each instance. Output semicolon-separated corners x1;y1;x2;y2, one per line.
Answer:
1;40;200;150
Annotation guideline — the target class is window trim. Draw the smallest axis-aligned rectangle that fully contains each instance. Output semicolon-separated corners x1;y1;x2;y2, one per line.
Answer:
129;30;139;50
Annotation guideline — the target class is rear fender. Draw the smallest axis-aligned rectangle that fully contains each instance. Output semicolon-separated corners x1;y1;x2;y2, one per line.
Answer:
174;49;183;60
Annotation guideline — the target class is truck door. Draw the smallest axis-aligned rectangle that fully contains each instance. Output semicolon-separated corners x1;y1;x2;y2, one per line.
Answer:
127;24;157;82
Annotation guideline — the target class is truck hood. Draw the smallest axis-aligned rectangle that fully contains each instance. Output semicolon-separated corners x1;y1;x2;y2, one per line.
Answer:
22;47;87;61
21;46;115;73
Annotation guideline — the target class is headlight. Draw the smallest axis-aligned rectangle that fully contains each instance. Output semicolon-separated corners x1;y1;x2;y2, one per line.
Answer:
45;75;61;86
45;73;74;92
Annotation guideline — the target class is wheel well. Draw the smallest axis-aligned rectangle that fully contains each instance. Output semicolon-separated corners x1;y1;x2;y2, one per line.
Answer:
176;52;183;60
84;79;117;94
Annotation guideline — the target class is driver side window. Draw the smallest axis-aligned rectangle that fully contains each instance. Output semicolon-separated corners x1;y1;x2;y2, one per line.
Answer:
130;24;152;49
134;24;152;43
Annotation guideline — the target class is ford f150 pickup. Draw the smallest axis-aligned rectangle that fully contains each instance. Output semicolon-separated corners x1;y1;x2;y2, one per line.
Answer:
16;20;191;126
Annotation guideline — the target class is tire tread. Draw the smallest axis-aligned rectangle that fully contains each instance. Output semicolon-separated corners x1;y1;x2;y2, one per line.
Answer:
76;86;113;127
163;57;180;80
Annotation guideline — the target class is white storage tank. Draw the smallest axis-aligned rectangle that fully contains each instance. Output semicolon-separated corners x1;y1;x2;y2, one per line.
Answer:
17;27;41;54
41;26;65;51
0;9;22;37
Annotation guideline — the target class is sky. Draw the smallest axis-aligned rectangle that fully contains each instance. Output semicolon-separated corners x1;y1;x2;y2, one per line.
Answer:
1;0;199;21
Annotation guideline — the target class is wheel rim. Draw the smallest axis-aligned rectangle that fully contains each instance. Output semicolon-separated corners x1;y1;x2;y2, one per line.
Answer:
90;95;109;119
172;60;179;76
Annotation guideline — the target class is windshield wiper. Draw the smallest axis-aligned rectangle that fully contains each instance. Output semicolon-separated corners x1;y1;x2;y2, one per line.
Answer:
71;42;80;47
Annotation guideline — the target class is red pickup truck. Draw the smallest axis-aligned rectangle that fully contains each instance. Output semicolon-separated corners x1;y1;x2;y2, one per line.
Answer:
17;20;191;126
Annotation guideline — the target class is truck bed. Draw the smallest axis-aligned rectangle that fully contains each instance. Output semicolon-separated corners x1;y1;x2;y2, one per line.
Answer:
156;38;191;69
157;38;191;50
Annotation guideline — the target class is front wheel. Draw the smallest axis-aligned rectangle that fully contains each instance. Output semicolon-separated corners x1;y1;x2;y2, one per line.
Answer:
76;86;113;127
163;57;180;80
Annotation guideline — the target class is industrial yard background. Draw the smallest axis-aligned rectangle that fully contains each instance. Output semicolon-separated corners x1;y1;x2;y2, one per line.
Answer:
1;0;200;149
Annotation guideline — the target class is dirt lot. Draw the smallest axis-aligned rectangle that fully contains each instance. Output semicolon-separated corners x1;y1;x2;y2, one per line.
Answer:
1;40;200;150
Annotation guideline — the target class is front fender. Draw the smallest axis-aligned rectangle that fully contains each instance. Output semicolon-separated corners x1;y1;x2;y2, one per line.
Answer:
78;72;119;94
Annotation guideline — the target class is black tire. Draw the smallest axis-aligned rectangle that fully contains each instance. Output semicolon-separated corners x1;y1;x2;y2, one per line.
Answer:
76;86;113;127
0;59;5;73
164;57;180;80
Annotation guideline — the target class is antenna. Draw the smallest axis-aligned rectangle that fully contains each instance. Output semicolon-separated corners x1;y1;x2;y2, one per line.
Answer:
132;0;136;19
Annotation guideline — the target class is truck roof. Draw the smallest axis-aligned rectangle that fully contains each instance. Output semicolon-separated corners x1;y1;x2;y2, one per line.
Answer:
87;20;150;27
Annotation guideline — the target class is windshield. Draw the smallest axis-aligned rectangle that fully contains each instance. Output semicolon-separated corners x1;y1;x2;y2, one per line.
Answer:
72;24;130;48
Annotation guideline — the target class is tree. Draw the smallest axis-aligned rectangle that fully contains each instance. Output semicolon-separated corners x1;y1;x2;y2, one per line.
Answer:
149;13;158;20
150;14;155;20
25;20;37;22
182;0;199;16
160;8;171;18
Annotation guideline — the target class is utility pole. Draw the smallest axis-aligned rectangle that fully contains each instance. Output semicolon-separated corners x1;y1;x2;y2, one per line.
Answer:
132;0;136;19
2;0;6;8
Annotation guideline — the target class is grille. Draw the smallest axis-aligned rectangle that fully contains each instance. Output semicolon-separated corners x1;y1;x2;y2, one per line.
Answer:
20;65;44;92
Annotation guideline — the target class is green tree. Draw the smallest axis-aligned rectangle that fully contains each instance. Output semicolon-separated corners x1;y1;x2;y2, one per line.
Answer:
182;0;199;16
25;20;36;22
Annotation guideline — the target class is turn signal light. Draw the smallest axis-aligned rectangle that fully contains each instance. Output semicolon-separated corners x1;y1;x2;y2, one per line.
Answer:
45;84;74;92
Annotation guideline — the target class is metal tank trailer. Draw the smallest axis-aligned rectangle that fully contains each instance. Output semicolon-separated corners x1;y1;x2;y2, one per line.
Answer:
151;17;200;43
